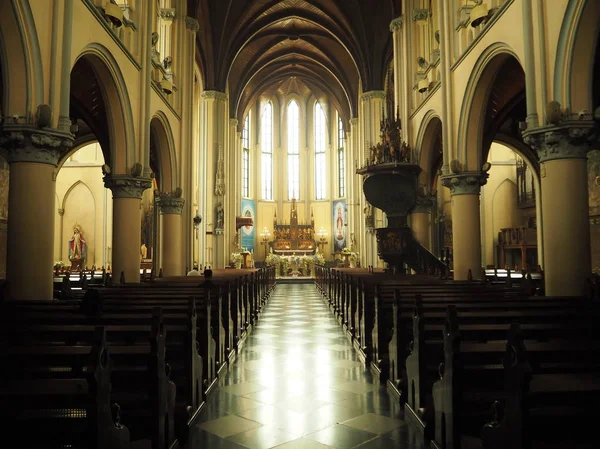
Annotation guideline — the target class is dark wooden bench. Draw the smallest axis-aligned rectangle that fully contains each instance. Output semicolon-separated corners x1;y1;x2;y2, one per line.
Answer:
0;326;130;449
430;307;600;449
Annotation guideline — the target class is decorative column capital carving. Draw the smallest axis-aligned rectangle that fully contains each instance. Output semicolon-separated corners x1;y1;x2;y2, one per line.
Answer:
104;174;152;199
389;16;403;32
185;16;199;32
0;125;74;165
229;118;238;127
361;91;386;102
159;8;176;20
412;9;430;22
413;192;436;213
349;117;359;126
522;121;597;162
200;90;227;101
156;193;185;215
441;172;488;196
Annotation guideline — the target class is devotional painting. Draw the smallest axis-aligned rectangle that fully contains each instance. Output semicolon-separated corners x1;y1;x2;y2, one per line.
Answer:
241;199;255;252
332;200;347;252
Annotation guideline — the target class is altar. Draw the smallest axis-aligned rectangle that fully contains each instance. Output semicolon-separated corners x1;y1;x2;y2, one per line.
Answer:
271;198;316;255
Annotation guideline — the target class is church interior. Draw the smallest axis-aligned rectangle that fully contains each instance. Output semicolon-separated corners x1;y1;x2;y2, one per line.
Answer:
0;1;599;448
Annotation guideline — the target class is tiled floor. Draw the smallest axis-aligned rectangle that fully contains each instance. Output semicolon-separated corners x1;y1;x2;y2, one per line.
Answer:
187;283;426;449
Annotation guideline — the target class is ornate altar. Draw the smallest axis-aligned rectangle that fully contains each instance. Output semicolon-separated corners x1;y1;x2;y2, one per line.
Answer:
271;198;316;255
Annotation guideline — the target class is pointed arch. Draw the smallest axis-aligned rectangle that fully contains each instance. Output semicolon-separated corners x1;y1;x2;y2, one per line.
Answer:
69;43;137;174
150;112;178;191
415;111;442;189
0;0;41;118
456;43;523;170
554;0;600;112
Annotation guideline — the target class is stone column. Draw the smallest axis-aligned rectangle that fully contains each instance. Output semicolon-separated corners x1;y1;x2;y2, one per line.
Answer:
442;172;488;280
104;174;152;283
0;126;73;300
156;193;185;276
523;121;596;296
411;192;436;251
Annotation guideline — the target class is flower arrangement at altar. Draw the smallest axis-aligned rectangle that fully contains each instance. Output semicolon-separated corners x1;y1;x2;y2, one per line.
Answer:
263;253;325;277
230;252;242;269
340;247;360;268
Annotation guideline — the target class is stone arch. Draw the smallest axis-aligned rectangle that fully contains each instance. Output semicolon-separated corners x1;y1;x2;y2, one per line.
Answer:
68;43;136;174
150;113;177;191
554;0;600;112
62;180;97;266
0;0;41;119
457;43;523;170
415;111;442;190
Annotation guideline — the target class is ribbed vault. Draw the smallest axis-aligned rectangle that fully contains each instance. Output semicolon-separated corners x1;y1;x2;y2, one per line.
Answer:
189;0;399;129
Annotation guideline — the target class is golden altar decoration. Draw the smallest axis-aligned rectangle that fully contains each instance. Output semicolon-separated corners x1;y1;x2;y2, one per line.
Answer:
271;198;316;255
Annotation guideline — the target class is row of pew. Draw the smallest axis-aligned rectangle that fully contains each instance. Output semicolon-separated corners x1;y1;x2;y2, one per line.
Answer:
314;266;599;449
0;267;276;449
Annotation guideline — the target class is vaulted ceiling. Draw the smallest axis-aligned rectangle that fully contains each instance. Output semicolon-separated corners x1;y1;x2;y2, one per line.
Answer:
188;0;400;129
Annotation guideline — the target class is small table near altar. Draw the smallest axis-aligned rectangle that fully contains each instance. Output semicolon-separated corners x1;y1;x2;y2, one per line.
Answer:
240;251;253;269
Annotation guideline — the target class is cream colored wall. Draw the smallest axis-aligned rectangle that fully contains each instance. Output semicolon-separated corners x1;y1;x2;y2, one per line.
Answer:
54;143;113;268
480;143;521;267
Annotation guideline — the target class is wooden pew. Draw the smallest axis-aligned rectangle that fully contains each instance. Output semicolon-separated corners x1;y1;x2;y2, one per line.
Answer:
0;326;131;449
430;306;600;449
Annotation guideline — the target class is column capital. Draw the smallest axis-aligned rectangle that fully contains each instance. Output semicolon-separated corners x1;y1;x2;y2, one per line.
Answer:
104;174;152;199
441;172;488;196
389;16;403;32
0;125;74;165
413;192;436;213
200;90;227;101
349;117;359;126
522;121;597;163
360;91;386;102
156;194;185;215
185;16;199;32
229;118;238;127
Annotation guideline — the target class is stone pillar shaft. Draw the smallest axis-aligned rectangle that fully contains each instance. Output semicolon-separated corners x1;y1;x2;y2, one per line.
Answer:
104;174;152;283
1;126;73;300
157;194;185;276
7;163;57;299
523;121;596;296
442;172;488;280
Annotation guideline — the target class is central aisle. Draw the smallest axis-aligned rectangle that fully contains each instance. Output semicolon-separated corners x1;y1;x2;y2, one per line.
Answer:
188;283;425;449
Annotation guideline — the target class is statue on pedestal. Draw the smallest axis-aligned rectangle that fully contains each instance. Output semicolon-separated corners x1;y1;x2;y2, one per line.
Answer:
68;224;87;267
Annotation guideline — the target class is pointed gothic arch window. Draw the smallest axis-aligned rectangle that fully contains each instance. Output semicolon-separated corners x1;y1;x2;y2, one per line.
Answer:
314;102;327;200
287;100;300;200
242;113;250;198
261;102;273;200
338;116;345;198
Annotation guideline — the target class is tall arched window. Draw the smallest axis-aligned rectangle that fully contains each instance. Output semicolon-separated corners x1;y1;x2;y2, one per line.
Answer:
314;102;327;200
242;113;250;198
287;100;300;200
261;102;273;200
338;116;345;198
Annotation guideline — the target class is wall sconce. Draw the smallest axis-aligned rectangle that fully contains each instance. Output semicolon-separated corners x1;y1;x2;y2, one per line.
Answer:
104;2;124;28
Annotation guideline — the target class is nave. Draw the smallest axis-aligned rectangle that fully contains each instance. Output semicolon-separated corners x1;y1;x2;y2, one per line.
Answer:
188;283;422;449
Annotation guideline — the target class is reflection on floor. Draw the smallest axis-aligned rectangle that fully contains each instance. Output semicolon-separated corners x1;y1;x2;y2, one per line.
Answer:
188;283;426;449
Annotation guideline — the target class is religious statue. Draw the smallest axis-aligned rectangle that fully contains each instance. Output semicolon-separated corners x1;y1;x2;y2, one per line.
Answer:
140;243;148;260
68;224;87;263
336;205;344;240
364;203;374;228
216;202;224;230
